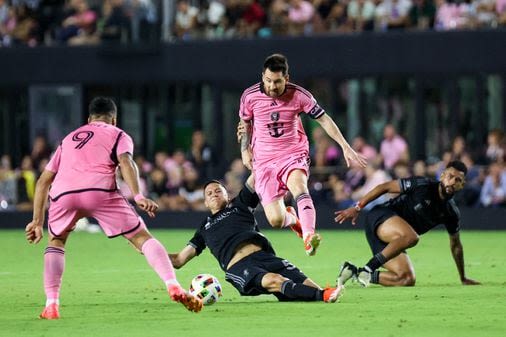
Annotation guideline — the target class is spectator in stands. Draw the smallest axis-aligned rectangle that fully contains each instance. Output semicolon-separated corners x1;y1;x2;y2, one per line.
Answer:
224;158;248;198
455;152;482;206
267;0;290;36
480;162;506;207
178;166;206;211
347;0;376;31
450;135;469;161
408;0;436;29
351;163;391;210
187;129;215;183
485;128;505;164
99;0;129;43
375;0;413;31
325;0;352;32
56;0;97;44
16;155;36;210
237;0;266;37
174;0;199;40
30;135;52;174
287;0;315;35
498;0;506;26
4;4;38;46
147;167;171;210
0;154;17;210
327;174;354;209
379;124;409;171
311;127;341;167
352;136;378;165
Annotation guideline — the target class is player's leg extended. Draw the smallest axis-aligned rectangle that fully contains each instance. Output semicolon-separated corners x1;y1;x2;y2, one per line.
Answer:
127;229;202;312
286;169;321;255
359;216;419;286
40;231;71;320
261;273;342;302
378;253;416;286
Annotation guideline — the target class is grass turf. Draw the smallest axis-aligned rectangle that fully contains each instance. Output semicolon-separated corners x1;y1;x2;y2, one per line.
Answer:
1;229;504;337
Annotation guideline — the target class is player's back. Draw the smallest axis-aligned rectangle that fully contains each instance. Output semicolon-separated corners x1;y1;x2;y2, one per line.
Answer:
48;121;131;200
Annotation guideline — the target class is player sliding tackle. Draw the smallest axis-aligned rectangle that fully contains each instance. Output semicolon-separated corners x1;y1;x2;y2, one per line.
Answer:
238;53;367;256
169;176;344;303
25;97;202;319
335;160;480;287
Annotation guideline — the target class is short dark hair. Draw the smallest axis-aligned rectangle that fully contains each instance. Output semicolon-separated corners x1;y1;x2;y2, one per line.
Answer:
446;160;467;175
89;97;117;118
203;179;226;191
263;54;289;76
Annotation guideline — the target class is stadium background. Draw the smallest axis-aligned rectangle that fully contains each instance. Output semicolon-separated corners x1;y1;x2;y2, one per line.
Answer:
1;1;506;229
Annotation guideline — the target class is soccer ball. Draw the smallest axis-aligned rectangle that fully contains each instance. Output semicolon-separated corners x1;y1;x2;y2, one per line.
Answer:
189;273;222;306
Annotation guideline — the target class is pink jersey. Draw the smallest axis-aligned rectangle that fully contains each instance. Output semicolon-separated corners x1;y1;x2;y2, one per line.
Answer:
239;82;325;164
45;121;134;200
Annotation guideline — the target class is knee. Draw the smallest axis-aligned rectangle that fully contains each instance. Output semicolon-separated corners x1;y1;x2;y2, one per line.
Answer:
397;272;416;286
262;274;287;292
404;234;419;248
267;215;284;229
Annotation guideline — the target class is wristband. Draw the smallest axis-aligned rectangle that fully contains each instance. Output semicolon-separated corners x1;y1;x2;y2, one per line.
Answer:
134;194;145;202
354;201;364;212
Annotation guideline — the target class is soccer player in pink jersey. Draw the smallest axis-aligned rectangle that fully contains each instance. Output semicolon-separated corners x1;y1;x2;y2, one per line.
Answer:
25;97;202;319
239;54;367;256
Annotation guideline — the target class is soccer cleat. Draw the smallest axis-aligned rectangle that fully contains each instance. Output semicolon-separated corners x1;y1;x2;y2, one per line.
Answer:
39;303;60;320
357;268;372;287
304;233;322;256
323;285;344;303
168;285;203;313
286;206;303;238
337;261;358;286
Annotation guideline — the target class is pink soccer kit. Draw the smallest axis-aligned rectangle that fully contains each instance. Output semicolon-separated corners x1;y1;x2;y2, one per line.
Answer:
45;121;146;238
239;82;324;205
239;82;325;236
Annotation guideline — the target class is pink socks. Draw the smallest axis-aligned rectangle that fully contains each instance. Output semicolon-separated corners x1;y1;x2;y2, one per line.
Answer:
296;193;316;237
43;247;65;305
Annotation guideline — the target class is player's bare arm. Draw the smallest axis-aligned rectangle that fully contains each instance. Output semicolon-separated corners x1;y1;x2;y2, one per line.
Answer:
169;245;197;269
449;232;481;285
25;170;56;244
118;153;159;217
335;180;401;224
239;119;253;170
316;113;367;168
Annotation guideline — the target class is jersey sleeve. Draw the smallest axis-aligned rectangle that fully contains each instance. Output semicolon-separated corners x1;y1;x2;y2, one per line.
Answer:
235;185;260;209
188;227;206;256
399;177;430;193
116;132;134;157
298;89;325;119
45;145;62;173
444;200;461;234
239;91;253;121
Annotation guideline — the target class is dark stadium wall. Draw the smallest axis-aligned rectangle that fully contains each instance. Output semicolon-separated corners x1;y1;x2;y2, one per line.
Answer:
1;30;506;85
0;207;503;230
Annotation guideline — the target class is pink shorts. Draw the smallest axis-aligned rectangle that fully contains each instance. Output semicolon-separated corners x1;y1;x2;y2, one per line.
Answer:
253;151;310;206
48;190;146;239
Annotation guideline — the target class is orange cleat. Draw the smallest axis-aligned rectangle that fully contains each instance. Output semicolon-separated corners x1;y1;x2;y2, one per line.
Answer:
39;303;60;320
286;206;303;238
323;285;344;303
168;285;203;313
304;233;322;256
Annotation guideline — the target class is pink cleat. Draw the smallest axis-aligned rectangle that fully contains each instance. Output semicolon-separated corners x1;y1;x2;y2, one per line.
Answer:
168;284;203;313
39;303;60;320
286;206;303;238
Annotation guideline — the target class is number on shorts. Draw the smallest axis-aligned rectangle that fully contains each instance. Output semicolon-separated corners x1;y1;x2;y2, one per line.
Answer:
72;131;94;149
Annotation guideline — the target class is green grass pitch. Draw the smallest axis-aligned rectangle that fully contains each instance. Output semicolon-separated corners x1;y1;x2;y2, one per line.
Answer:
1;229;505;337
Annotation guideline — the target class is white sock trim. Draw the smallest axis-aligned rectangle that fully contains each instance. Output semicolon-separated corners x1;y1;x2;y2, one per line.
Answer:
46;299;59;306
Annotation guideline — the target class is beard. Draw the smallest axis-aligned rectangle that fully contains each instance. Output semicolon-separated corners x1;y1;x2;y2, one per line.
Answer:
440;182;455;199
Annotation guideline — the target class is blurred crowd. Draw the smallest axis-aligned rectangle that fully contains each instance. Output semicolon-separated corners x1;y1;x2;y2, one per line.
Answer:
2;126;506;212
1;0;506;47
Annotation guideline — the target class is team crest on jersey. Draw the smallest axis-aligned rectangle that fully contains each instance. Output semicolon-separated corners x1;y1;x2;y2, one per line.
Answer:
268;112;284;138
270;112;280;121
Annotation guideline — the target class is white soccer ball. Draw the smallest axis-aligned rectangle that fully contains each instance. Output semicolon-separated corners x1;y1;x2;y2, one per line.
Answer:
189;273;222;306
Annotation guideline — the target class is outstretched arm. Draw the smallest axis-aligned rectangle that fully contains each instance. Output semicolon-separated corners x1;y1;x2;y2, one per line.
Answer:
118;153;159;217
449;232;480;285
169;245;198;269
238;119;253;170
316;113;367;168
334;180;401;224
25;170;56;244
